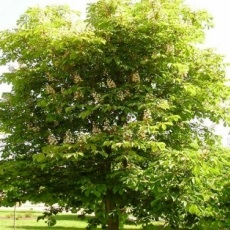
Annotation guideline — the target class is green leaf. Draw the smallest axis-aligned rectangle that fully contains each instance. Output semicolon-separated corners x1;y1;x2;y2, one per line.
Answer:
189;204;200;215
33;153;46;163
79;110;92;119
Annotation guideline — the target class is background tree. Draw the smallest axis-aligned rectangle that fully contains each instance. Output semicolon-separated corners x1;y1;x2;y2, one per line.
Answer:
0;1;230;229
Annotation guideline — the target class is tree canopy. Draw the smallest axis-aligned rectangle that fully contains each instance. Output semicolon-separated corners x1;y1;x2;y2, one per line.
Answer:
0;1;230;229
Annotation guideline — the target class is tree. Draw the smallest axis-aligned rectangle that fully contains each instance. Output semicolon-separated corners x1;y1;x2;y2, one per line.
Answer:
0;1;230;229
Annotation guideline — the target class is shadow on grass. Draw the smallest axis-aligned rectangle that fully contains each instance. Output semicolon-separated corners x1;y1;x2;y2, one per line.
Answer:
33;214;91;221
6;227;88;230
55;214;80;221
5;227;175;230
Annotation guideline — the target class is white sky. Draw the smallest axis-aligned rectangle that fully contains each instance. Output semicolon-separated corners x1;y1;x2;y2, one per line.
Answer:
0;0;229;144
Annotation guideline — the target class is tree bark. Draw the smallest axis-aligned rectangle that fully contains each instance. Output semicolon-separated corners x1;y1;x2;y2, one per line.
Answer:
105;190;119;230
103;150;119;230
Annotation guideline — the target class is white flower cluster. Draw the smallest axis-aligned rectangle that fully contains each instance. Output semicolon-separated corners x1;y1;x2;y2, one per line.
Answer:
27;124;40;132
117;89;131;101
46;85;55;94
73;74;83;84
166;44;175;55
138;129;146;139
103;119;111;131
145;93;153;101
48;133;58;145
77;132;90;142
92;92;102;103
123;129;133;140
143;109;152;121
131;72;140;83
117;91;125;101
124;89;131;97
63;130;75;144
74;91;83;99
107;78;116;88
92;123;101;134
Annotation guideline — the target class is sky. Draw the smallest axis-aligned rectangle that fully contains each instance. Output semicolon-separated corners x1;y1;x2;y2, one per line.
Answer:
0;0;230;144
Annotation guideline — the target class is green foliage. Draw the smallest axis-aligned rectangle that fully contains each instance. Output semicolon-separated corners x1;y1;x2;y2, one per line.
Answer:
37;206;61;227
0;1;230;229
131;146;230;228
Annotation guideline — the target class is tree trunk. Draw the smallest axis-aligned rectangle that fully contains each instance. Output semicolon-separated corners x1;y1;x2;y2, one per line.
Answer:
105;190;119;230
13;204;16;230
13;202;17;230
103;153;119;230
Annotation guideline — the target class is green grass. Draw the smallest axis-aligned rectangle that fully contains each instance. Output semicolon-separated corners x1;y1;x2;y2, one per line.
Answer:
0;210;205;229
0;210;143;230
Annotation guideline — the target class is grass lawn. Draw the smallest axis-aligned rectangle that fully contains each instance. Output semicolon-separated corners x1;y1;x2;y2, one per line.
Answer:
0;210;146;230
0;210;206;229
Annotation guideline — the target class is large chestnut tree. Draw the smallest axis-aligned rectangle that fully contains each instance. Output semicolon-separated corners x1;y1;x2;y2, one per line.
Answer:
0;1;230;229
